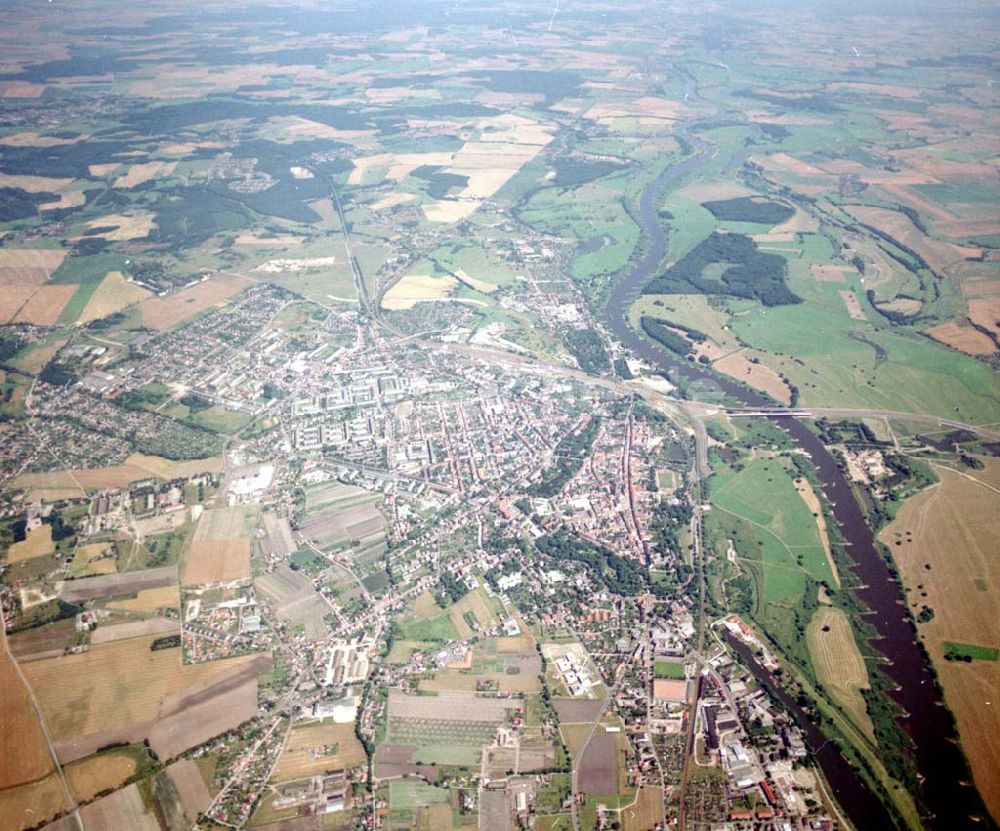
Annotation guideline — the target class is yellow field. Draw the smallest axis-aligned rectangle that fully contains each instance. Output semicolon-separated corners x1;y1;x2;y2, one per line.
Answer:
11;285;77;326
124;453;224;480
795;479;840;587
418;668;540;694
22;636;260;742
622;784;666;831
449;589;498;639
139;275;252;330
271;721;366;781
411;591;445;619
183;539;251;586
0;773;68;831
12;337;66;375
0;631;55;791
68;543;117;578
453;268;497;294
10;454;221;496
66;751;138;802
78;271;153;323
183;505;254;586
107;585;181;614
0;248;66;283
879;461;1000;819
84;213;156;241
421;200;479;223
381;274;458;310
0;173;83;211
113;161;177;189
806;607;874;742
370;192;415;211
6;525;55;564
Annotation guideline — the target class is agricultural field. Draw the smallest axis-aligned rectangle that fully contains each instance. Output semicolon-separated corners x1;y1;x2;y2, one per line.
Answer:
381;689;519;768
806;607;875;743
0;632;56;793
879;460;1000;819
20;635;264;762
182;505;256;587
271;719;366;781
299;481;385;554
65;746;148;802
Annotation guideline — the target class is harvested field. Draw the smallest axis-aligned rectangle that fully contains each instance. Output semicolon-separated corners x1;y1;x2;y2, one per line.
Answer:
795;479;839;587
58;566;177;603
844;204;979;274
577;731;617;796
497;633;535;653
262;513;296;557
382;273;458;310
79;271;151;323
448;589;498;639
138;275;252;330
807;607;874;742
0;284;43;322
300;482;384;550
65;749;139;802
271;720;367;781
148;679;259;759
0;173;83;210
388;689;515;722
453;268;496;294
370;192;415;211
878;297;923;316
927;321;996;355
0;773;68;831
234;232;305;247
91;617;179;645
622;784;666;831
968;298;1000;339
0;248;66;284
7;619;77;660
12;285;77;325
124;453;224;480
107;585;180;614
166;759;212;822
113;161;177;189
0;631;54;790
879;460;1000;819
183;539;251;586
838;289;867;321
6;524;55;564
810;264;854;283
84;212;156;241
421;200;479;224
183;505;254;586
711;350;792;405
24;638;264;762
79;783;159;831
0;80;46;98
256;564;328;640
193;506;252;540
553;699;605;724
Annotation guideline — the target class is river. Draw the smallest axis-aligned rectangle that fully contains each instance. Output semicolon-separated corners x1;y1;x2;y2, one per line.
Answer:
601;126;994;830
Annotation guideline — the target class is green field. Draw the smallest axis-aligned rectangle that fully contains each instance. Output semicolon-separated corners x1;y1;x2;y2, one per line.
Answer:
389;780;451;809
943;642;999;662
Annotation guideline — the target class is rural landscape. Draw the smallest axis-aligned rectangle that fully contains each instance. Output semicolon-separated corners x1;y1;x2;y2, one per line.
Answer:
0;1;998;830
